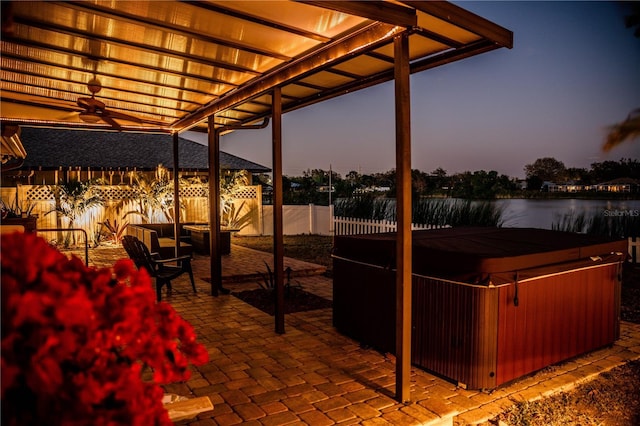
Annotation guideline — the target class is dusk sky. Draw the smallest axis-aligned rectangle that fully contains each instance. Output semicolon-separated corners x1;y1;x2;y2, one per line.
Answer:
186;1;640;179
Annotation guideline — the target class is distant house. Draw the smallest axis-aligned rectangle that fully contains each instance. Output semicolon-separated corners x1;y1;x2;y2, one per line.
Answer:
541;181;591;193
540;178;639;193
556;182;590;193
595;178;639;193
2;127;270;186
317;185;335;193
541;181;559;192
354;186;392;194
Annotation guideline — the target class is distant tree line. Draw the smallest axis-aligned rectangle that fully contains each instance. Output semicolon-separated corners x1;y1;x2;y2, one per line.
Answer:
254;158;639;204
524;157;640;190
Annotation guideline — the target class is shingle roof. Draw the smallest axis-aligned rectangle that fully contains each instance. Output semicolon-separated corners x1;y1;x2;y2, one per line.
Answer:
18;127;270;173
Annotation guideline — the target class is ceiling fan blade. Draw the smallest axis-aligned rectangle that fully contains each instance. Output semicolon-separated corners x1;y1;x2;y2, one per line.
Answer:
77;97;105;111
58;111;80;120
78;111;103;124
100;113;122;130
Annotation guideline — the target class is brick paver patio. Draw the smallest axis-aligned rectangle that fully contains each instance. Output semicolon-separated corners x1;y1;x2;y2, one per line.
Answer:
79;245;640;425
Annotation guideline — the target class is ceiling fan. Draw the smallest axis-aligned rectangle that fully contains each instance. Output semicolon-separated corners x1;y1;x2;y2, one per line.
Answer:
71;77;145;129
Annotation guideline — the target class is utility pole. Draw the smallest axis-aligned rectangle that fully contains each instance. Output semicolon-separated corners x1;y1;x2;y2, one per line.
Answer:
329;164;333;234
328;164;332;206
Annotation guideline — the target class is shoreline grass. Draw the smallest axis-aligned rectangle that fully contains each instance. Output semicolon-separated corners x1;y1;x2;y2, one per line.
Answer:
334;197;504;227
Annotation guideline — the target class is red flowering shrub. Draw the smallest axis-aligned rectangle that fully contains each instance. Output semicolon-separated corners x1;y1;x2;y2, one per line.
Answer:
1;232;208;426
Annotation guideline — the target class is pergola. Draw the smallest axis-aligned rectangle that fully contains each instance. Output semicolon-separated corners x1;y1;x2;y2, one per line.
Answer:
0;0;512;402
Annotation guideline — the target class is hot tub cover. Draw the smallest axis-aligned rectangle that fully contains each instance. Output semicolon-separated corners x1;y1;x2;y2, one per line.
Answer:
333;227;627;283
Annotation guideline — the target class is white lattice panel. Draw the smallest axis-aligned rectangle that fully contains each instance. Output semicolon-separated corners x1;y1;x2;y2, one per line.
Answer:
234;186;257;199
180;186;207;197
7;184;264;242
96;187;135;200
26;186;54;200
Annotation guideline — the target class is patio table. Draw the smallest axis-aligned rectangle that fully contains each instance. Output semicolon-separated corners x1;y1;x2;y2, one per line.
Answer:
183;225;237;255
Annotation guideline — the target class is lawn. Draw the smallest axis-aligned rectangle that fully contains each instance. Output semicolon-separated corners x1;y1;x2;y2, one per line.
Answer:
231;234;334;272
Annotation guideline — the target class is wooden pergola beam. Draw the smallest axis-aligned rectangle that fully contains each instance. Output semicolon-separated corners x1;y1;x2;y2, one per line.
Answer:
402;1;513;48
301;1;417;28
172;22;402;132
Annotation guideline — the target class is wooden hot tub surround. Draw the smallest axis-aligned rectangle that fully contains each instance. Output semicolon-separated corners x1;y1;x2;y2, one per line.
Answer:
333;228;627;389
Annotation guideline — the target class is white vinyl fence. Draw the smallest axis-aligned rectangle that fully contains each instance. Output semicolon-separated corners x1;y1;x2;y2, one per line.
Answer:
333;216;445;235
260;204;333;236
257;207;437;236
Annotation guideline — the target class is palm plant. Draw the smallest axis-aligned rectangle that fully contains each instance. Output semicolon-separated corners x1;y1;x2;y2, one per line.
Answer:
258;261;298;294
222;200;255;230
125;165;182;223
0;197;34;218
100;218;129;245
46;180;104;247
220;171;249;228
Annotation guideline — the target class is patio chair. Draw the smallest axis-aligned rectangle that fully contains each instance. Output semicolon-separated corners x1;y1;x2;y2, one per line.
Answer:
122;235;196;301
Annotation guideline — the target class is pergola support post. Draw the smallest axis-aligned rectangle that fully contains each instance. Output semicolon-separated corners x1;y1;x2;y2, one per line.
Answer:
208;115;224;296
394;32;412;404
272;87;285;334
172;132;181;257
205;117;269;297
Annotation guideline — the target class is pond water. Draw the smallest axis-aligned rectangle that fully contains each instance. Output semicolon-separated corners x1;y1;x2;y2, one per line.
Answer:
494;198;640;229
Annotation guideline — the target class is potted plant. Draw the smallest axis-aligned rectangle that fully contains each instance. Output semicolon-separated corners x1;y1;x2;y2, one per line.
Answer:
1;198;38;232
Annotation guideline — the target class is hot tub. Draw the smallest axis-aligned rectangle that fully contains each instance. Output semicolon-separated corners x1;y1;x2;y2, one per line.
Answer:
332;227;627;389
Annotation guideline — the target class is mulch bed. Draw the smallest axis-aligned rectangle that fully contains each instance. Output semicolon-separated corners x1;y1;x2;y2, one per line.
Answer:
232;287;332;315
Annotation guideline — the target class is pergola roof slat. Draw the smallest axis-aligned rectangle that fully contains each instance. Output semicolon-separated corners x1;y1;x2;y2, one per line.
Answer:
63;0;293;62
0;1;512;133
